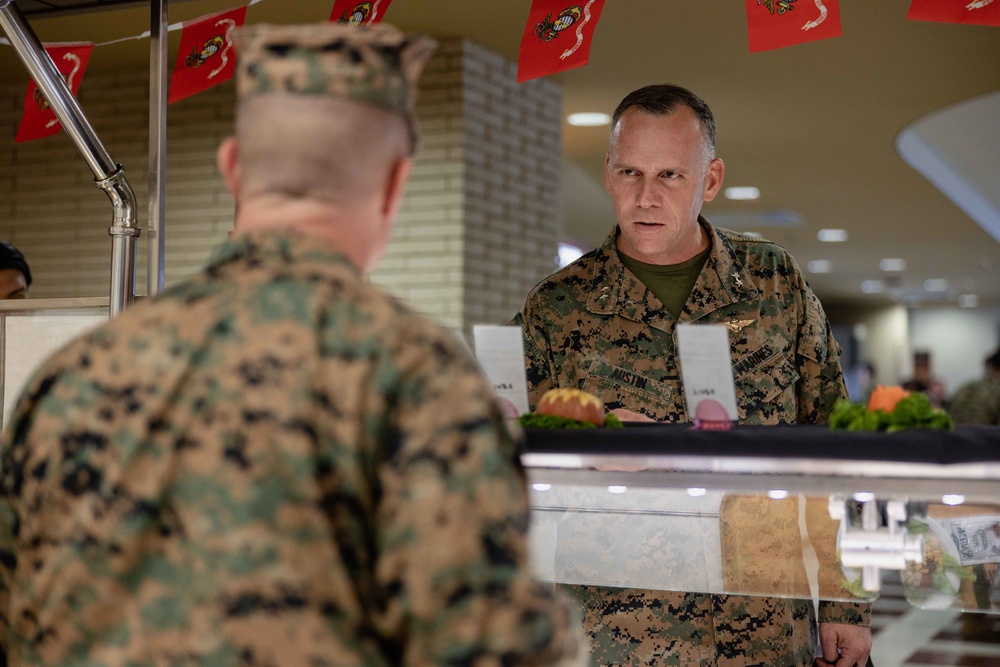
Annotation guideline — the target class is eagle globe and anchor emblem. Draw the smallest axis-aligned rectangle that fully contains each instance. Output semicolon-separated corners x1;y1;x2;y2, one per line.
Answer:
534;5;584;42
184;18;238;80
338;1;386;26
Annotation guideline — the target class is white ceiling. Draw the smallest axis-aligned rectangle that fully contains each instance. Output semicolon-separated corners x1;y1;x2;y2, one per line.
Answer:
4;0;1000;310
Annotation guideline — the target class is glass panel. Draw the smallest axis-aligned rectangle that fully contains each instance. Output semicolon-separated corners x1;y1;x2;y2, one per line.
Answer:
526;474;1000;616
0;298;108;429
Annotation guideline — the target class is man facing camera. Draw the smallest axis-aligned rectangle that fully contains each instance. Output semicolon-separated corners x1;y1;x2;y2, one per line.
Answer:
513;84;870;666
0;23;585;667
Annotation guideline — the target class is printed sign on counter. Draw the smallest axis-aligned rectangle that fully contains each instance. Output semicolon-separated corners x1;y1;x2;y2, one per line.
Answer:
675;323;739;423
472;324;530;418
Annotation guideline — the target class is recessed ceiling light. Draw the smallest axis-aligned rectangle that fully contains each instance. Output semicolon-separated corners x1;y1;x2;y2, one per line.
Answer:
879;258;906;272
724;186;760;201
818;229;848;242
807;260;831;273
924;278;949;292
567;112;611;127
959;294;979;308
861;280;884;294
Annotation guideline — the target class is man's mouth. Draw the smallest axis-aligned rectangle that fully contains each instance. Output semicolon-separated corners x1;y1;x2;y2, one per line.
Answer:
634;221;663;228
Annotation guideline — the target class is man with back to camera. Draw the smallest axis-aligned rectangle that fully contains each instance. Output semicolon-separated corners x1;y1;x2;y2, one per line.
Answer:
513;84;872;666
0;22;587;666
0;241;31;299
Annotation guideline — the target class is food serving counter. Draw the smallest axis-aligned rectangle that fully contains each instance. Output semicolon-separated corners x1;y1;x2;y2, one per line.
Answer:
521;424;1000;616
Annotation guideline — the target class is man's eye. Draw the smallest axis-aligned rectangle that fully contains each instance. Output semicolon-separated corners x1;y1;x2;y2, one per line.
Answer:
661;171;678;179
620;169;637;177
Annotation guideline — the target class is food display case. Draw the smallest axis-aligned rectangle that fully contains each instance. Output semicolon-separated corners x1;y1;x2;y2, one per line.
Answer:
521;424;1000;618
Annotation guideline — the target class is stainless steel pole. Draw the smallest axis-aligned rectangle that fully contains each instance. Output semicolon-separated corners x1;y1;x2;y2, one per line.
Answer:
148;0;168;297
0;0;140;316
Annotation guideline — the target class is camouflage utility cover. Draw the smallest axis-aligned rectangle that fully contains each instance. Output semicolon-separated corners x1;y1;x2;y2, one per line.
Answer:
513;220;868;666
0;233;585;667
234;22;436;150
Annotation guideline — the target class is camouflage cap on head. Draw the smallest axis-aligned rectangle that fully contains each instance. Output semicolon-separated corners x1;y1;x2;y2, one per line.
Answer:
234;22;437;152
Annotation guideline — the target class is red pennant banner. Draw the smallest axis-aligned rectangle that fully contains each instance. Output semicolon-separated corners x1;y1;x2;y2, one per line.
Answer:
330;0;394;25
745;0;842;53
908;0;1000;27
15;43;94;144
517;0;607;83
168;6;247;105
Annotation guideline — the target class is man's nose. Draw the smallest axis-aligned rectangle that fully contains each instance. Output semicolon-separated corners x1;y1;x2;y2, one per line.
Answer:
636;179;659;208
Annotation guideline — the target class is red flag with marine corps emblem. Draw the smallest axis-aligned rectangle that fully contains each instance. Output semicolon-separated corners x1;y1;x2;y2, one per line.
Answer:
15;43;93;143
168;6;246;104
907;0;1000;27
329;0;394;25
517;0;607;83
745;0;842;53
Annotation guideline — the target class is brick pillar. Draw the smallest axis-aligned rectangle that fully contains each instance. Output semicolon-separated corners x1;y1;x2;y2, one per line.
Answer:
370;39;564;333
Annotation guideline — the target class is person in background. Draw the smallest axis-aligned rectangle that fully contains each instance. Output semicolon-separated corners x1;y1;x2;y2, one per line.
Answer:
902;350;948;409
513;84;871;666
0;241;31;299
949;348;1000;426
0;22;585;667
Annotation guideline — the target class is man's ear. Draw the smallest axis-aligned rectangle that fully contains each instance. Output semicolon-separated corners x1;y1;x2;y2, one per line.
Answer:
381;157;413;222
702;157;725;203
604;152;613;194
217;137;241;200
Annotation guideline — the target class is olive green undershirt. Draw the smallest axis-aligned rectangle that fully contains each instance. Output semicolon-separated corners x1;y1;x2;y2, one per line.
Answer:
618;247;711;320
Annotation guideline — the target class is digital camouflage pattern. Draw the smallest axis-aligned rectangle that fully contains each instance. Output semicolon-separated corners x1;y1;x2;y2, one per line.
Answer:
948;375;1000;425
234;22;436;151
514;220;846;425
513;221;868;666
0;233;587;667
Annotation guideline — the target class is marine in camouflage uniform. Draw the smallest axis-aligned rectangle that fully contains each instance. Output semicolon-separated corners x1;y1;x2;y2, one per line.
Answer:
949;350;1000;425
514;220;845;424
512;84;870;666
513;221;869;666
0;22;586;667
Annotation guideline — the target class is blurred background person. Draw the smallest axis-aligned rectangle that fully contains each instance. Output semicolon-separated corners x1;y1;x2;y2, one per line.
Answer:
949;348;1000;426
902;350;948;409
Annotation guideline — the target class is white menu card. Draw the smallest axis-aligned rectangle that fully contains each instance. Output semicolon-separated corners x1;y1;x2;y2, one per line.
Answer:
472;324;530;417
675;323;739;422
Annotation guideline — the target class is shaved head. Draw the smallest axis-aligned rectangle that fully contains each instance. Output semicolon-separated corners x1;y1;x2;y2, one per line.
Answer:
236;95;411;204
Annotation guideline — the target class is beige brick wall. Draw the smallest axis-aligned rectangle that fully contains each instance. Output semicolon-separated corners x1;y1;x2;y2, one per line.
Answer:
0;38;563;332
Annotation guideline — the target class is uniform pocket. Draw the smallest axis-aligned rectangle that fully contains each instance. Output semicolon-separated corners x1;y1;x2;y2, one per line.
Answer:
733;348;800;422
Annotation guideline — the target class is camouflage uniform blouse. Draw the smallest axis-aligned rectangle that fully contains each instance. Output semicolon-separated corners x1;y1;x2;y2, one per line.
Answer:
949;375;1000;425
515;221;846;425
513;221;868;666
0;233;585;667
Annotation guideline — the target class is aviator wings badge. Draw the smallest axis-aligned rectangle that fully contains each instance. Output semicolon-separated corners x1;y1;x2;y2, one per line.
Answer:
723;320;756;334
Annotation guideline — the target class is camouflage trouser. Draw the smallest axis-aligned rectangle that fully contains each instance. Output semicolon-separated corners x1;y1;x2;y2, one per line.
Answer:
561;585;817;667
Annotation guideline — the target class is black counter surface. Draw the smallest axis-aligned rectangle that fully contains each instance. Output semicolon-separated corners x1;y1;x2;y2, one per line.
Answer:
522;424;1000;465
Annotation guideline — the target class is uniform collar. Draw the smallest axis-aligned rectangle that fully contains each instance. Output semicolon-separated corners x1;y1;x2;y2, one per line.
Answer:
586;217;759;326
205;231;358;275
